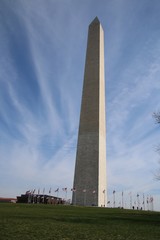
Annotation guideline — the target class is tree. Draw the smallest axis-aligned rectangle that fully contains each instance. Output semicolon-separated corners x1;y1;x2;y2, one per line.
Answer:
153;112;160;124
153;111;160;180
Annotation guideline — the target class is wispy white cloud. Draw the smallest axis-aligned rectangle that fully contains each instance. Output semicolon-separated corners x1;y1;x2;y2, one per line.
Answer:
107;29;160;207
0;0;80;199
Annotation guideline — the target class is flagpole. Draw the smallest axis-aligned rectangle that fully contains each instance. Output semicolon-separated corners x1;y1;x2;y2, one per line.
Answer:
43;188;45;204
150;196;153;211
129;192;132;209
57;190;59;198
83;189;86;206
75;191;76;205
49;188;51;204
137;193;140;210
143;193;145;210
54;188;59;202
92;190;96;206
73;189;76;205
33;189;36;204
27;191;31;204
103;190;105;207
84;191;86;206
147;195;149;210
62;188;67;203
37;189;40;204
113;190;116;208
122;191;124;209
66;189;67;202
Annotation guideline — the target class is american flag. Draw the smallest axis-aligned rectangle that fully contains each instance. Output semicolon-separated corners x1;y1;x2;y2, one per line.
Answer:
71;188;76;192
25;190;31;195
150;197;153;202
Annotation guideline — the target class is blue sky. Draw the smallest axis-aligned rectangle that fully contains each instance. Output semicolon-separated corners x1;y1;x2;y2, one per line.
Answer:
1;0;160;210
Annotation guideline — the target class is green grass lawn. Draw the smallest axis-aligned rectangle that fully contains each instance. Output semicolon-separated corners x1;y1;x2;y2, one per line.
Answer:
0;203;160;240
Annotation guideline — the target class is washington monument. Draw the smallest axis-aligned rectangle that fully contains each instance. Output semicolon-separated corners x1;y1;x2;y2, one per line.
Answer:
72;17;107;206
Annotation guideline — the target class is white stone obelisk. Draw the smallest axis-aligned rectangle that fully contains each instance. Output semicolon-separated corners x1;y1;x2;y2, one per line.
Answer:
72;17;107;206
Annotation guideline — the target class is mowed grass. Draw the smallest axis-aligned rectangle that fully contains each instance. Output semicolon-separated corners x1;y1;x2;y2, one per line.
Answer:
0;204;160;240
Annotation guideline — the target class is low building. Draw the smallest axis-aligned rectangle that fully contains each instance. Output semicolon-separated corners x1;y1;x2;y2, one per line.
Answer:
0;197;17;203
17;193;64;204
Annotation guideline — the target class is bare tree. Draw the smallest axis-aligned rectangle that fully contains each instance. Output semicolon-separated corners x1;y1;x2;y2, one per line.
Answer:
153;111;160;180
153;111;160;124
154;168;160;180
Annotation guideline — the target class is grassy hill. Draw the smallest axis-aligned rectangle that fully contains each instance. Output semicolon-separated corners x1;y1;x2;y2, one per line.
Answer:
0;203;160;239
